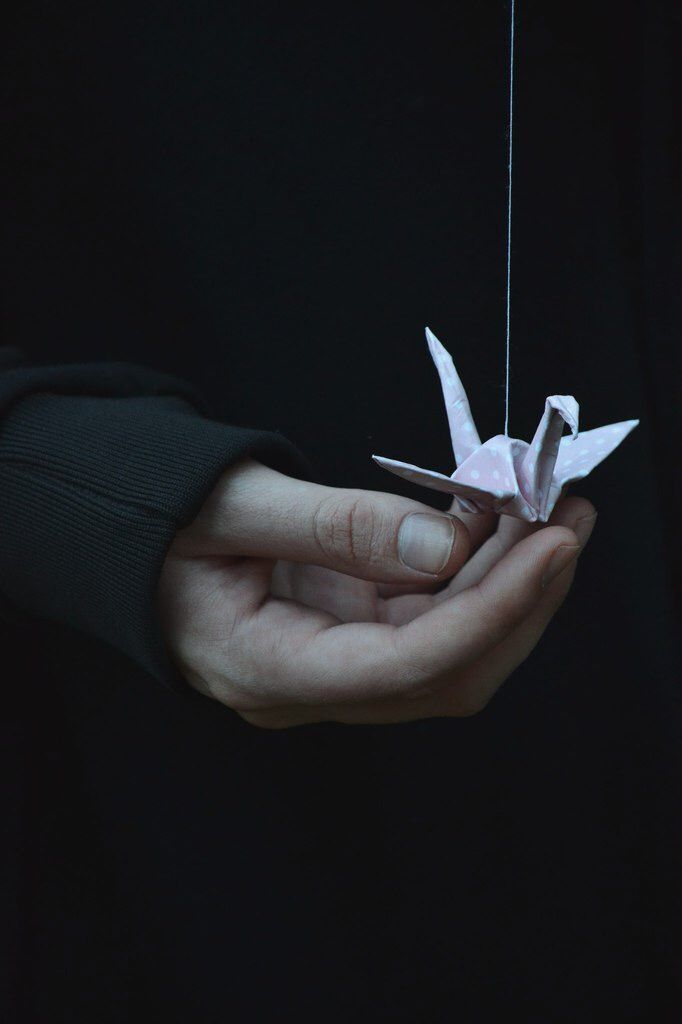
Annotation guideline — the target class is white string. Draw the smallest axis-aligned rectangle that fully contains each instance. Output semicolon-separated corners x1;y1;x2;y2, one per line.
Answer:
504;0;515;437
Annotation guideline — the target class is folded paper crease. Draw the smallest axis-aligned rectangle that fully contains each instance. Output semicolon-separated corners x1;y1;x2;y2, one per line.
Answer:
372;328;639;522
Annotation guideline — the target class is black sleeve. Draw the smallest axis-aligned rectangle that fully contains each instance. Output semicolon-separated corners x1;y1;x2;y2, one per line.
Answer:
0;349;313;692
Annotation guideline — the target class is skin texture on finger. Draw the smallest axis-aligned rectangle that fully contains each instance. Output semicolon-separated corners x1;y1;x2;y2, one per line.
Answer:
268;497;596;634
232;524;580;713
430;561;578;715
309;505;596;724
390;525;580;684
441;515;537;597
439;495;596;599
380;495;595;624
271;560;381;623
446;502;497;550
377;512;536;623
375;497;587;606
172;458;472;585
376;504;497;599
244;556;580;728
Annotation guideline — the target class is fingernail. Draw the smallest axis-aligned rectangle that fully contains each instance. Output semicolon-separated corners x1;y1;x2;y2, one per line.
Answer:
574;511;598;548
398;513;456;575
542;544;581;589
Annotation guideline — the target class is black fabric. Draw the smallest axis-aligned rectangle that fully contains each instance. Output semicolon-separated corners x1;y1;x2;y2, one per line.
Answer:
0;358;311;688
2;1;681;1021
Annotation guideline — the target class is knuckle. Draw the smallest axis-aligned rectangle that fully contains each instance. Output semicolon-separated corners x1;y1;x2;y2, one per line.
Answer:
312;492;379;566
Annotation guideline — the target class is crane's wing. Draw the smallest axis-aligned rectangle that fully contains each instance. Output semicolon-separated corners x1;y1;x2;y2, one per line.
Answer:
536;419;639;521
554;419;640;485
425;327;482;466
372;455;516;513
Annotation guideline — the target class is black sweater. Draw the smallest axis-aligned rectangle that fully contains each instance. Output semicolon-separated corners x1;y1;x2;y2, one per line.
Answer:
0;348;310;688
3;3;681;1021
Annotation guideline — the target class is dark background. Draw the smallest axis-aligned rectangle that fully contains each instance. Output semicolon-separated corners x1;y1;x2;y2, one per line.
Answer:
3;1;681;1020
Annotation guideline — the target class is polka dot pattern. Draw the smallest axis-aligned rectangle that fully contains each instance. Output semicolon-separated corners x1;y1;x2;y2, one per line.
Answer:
554;420;639;488
371;330;638;523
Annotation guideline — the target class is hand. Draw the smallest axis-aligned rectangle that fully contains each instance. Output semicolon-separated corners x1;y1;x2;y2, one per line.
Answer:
157;459;596;728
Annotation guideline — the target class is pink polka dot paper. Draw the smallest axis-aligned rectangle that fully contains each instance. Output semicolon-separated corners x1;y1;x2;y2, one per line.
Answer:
372;328;639;523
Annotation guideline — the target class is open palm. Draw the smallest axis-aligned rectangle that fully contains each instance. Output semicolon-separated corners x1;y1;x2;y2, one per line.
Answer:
158;459;596;727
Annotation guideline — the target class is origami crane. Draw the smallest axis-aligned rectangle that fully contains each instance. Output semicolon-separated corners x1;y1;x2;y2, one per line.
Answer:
372;328;639;522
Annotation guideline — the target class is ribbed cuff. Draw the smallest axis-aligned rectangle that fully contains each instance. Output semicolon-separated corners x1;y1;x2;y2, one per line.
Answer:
0;391;312;692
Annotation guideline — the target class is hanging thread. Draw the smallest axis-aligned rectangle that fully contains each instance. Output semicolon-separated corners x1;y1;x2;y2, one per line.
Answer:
504;0;515;436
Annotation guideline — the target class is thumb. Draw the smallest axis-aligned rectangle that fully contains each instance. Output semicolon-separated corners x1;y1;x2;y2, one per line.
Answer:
178;459;471;583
